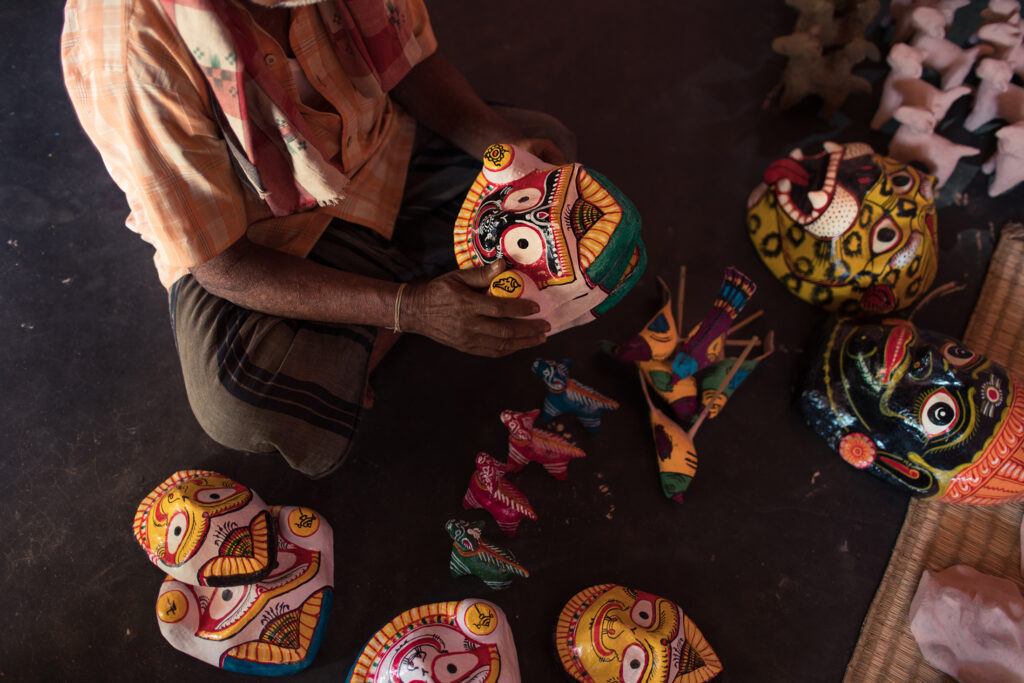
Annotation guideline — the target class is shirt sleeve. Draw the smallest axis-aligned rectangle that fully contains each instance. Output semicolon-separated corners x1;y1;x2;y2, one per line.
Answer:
62;0;249;287
404;0;438;67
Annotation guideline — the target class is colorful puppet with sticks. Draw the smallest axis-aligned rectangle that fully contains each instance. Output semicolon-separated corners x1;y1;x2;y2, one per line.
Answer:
501;408;587;480
454;143;646;334
799;318;1024;504
446;519;530;591
154;504;334;676
347;599;521;682
747;141;938;315
555;584;722;683
463;452;538;536
532;358;620;433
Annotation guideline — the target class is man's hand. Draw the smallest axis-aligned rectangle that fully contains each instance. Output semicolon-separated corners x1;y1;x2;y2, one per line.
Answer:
403;261;550;357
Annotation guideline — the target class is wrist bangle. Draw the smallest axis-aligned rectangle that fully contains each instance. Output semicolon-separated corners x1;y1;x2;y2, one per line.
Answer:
391;282;407;334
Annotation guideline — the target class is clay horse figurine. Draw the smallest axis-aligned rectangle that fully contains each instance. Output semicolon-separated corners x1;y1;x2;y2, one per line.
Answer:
671;267;757;380
445;519;530;591
532;358;620;433
500;409;587;480
463;453;538;536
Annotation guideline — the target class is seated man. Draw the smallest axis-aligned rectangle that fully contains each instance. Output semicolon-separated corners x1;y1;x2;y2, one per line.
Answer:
61;0;574;477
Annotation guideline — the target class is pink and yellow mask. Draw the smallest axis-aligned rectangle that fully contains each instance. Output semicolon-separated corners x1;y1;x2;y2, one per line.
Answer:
555;584;722;683
156;504;334;675
747;142;938;315
347;598;520;682
454;143;646;334
133;470;275;586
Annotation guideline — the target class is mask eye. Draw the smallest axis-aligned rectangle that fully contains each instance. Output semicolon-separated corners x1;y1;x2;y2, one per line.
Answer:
502;187;543;212
920;389;959;438
195;488;237;504
870;218;902;254
501;225;545;265
941;342;976;367
166;511;188;556
630;599;656;628
890;171;915;195
208;585;248;621
620;644;649;683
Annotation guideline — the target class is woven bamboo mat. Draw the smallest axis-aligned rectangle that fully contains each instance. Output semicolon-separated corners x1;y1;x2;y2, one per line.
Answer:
843;224;1024;683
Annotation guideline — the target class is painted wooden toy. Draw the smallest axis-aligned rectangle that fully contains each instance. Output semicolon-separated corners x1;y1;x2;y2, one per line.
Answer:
670;267;756;380
155;505;333;676
982;121;1024;195
463;452;538;536
454;142;646;335
133;470;277;587
748;141;938;314
555;584;722;683
698;332;775;418
445;519;530;590
641;338;760;503
799;318;1024;504
347;599;521;682
500;409;587;480
532;358;620;433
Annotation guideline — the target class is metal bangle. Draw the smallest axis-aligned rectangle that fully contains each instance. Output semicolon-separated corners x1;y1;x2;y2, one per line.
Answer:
392;282;407;334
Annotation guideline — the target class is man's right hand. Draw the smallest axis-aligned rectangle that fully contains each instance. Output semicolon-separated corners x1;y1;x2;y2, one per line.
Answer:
403;261;550;357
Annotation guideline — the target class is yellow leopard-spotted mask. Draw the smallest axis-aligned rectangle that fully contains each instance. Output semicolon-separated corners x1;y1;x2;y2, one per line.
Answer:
747;142;938;315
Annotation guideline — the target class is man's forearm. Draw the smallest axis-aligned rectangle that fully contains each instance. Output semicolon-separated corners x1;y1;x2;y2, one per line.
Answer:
389;51;520;159
189;235;399;327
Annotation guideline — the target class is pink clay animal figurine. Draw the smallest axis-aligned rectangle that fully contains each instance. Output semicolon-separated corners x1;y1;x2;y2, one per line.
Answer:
463;453;537;537
980;0;1022;27
500;409;587;480
911;6;985;88
872;42;971;129
889;105;980;187
965;58;1024;130
978;21;1024;72
981;121;1024;195
889;0;968;43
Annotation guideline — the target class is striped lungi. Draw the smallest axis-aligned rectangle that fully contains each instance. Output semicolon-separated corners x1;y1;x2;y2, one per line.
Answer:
170;108;576;477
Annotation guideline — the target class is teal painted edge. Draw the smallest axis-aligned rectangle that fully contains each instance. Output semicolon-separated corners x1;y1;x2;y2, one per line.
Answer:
221;588;334;676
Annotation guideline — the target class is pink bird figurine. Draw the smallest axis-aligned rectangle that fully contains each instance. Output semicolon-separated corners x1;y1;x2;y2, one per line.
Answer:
463;453;538;537
500;409;587;480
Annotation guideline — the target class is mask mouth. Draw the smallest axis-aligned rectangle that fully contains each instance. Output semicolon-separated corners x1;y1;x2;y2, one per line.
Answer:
765;143;862;239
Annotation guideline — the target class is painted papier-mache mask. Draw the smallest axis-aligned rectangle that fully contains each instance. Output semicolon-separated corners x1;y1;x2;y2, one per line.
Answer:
555;584;722;683
155;505;334;675
454;143;646;334
133;469;276;586
747;141;938;315
799;319;1024;504
347;598;520;682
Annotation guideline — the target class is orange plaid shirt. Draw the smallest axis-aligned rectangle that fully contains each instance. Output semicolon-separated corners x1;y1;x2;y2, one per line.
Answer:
61;0;437;288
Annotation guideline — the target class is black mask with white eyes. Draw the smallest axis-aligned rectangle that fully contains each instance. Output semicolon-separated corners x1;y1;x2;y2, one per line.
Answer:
800;320;1017;497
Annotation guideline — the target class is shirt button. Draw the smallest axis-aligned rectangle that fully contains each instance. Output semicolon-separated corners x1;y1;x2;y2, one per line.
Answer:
265;54;276;65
